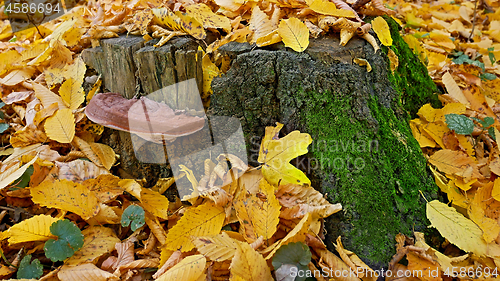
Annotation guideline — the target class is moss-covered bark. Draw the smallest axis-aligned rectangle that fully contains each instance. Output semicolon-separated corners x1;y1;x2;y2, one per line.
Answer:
209;26;439;268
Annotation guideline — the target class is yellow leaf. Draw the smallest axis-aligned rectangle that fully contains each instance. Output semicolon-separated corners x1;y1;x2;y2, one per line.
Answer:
388;48;399;73
422;121;448;149
265;212;311;259
119;179;142;199
229;242;273;281
193;232;239;261
427;200;487;256
64;55;86;83
0;155;38;191
276;183;342;219
59;78;84;110
86;77;102;103
469;201;500;244
353;58;372;72
165;202;225;251
30;179;100;220
7;214;58;244
234;191;257;243
57;159;110;183
492;178;500;201
152;8;206;40
201;50;220;99
0;68;35;86
33;82;67;109
305;0;356;17
278;18;309;52
249;6;275;43
44;108;75;143
140;188;171;219
428;149;482;180
185;4;231;32
403;34;427;63
57;263;115;281
251;179;281;240
258;123;312;186
156;255;206;281
90;143;116;170
442;72;470;107
66;226;120;265
72;136;105;168
371;16;392;46
409;119;437;148
256;30;282;47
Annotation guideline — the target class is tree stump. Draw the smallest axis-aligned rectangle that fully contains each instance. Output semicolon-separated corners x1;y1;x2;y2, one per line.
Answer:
82;35;206;184
82;18;440;268
208;21;440;268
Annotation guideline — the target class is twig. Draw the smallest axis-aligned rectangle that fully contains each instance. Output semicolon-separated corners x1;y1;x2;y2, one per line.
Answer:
468;0;479;42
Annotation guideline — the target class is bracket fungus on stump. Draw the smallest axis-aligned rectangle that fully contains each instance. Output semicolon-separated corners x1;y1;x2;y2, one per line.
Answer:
85;93;206;140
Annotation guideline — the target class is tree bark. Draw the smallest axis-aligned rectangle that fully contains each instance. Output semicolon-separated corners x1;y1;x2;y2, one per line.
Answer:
207;20;440;268
82;18;440;268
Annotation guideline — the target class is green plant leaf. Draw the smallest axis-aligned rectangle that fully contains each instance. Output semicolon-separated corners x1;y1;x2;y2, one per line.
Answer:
489;127;496;141
488;47;496;65
445;114;474;135
44;219;84;262
0;123;8;133
12;165;34;189
471;116;494;129
272;242;311;281
121;205;145;231
17;255;43;279
480;73;497;81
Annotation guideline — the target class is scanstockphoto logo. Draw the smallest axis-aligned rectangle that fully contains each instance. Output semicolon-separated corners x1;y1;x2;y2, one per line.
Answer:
249;136;378;173
125;79;248;199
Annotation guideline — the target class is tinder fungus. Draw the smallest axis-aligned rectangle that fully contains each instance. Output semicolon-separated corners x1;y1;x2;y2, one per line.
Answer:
85;93;205;137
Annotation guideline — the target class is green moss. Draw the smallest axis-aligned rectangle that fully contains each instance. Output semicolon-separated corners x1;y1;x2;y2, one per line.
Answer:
381;16;441;118
300;88;437;264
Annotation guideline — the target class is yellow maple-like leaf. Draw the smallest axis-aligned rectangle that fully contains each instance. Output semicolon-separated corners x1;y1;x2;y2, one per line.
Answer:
0;155;38;191
165;202;225;251
305;0;356;17
185;3;231;32
156;255;206;281
278;18;309;52
371;16;392;46
193;232;239;261
258;123;312;186
44;108;75;143
250;179;281;240
229;242;273;281
7;214;58;245
140;188;171;219
66;226;120;265
427;200;487;256
30;179;100;220
59;78;84;110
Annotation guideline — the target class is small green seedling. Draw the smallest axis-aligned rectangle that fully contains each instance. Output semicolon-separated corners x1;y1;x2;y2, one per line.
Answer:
121;205;145;231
